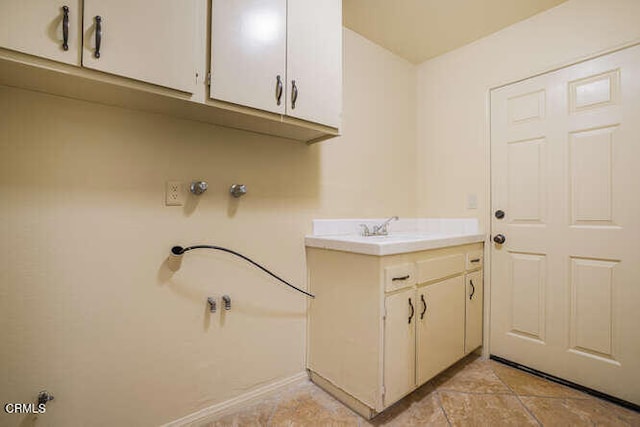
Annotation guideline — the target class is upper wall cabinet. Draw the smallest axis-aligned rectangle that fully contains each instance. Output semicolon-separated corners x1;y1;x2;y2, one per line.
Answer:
210;0;342;128
0;0;82;65
286;0;342;128
0;0;340;142
82;0;197;93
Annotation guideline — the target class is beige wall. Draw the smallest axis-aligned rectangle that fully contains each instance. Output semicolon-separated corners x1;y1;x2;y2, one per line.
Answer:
416;0;640;230
0;28;417;427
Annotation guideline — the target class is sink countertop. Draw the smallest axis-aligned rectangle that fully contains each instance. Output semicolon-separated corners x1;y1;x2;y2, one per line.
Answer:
305;218;486;256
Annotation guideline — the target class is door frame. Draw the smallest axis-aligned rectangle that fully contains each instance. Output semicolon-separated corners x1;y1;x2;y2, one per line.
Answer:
482;38;640;358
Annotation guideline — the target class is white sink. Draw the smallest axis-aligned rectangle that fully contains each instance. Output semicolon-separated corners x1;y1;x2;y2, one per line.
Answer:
325;233;448;243
305;220;486;256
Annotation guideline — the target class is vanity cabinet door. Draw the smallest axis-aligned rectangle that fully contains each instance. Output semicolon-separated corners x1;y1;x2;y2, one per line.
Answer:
465;271;484;354
383;288;416;406
210;0;287;114
416;276;465;385
0;0;82;65
82;0;197;93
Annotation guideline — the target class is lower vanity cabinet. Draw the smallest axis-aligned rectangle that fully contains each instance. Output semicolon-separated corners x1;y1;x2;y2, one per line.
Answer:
307;242;484;418
382;276;467;405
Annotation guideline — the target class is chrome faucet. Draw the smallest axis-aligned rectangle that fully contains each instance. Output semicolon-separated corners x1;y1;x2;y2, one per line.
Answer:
360;216;399;236
374;216;399;235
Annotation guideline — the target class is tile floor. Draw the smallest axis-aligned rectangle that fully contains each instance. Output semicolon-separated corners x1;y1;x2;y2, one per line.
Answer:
201;354;640;426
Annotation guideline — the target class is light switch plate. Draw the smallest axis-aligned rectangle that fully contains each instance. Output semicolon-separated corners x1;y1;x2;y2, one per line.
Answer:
165;181;185;206
466;193;478;210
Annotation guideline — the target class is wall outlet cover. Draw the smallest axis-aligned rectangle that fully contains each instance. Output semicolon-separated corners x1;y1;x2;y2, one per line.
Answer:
166;181;185;206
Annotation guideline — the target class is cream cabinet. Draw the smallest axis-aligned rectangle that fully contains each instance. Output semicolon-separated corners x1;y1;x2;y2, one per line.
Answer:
0;0;82;65
82;0;197;93
210;0;287;114
0;0;341;141
307;242;484;418
465;269;484;353
383;287;416;405
286;0;342;128
384;276;466;404
210;0;342;128
0;0;198;92
416;276;465;385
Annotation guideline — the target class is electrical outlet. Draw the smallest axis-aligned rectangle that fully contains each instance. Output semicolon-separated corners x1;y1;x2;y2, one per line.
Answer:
165;181;185;206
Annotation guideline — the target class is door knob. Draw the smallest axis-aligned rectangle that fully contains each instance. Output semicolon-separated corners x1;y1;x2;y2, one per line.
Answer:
493;234;506;244
495;210;505;219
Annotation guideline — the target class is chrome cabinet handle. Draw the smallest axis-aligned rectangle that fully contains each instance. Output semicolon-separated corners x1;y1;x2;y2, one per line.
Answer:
469;279;475;300
392;275;410;282
94;16;102;58
291;80;298;109
62;6;69;51
408;298;414;324
420;294;427;319
275;75;283;105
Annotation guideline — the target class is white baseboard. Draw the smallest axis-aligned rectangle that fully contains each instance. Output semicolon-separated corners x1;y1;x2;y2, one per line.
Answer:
162;371;308;427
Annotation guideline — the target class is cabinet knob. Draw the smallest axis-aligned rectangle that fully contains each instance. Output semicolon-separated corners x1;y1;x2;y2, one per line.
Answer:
495;209;505;219
493;234;506;244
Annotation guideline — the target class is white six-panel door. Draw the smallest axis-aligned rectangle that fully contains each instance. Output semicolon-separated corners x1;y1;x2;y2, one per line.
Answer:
490;44;640;405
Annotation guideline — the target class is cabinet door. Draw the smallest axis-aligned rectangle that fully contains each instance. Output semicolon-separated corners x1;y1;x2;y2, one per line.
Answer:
82;0;197;93
465;271;483;354
383;288;416;406
0;0;81;65
286;0;342;128
416;276;465;385
210;0;286;114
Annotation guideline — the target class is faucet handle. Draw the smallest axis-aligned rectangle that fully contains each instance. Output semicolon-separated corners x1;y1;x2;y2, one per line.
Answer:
190;181;208;195
230;184;247;198
207;297;217;313
222;295;231;310
359;224;371;236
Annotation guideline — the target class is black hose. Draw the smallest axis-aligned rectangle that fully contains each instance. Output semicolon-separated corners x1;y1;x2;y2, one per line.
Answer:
172;245;315;299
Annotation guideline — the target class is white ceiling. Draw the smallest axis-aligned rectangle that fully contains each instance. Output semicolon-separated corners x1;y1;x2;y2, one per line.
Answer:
343;0;569;64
